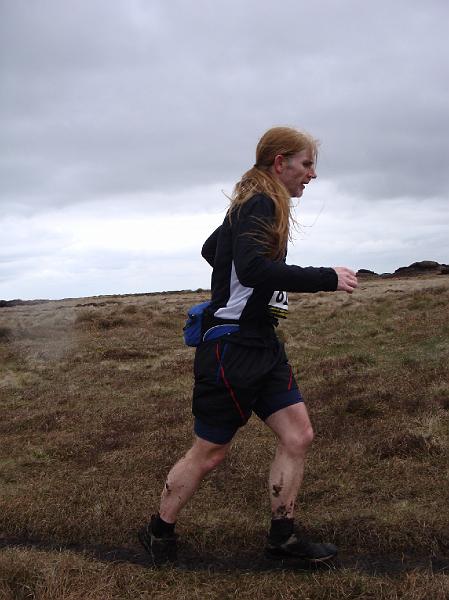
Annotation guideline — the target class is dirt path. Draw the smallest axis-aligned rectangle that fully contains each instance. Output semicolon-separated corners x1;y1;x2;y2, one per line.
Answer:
1;535;447;576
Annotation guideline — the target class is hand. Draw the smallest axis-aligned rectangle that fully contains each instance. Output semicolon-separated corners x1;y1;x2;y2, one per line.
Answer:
333;267;358;294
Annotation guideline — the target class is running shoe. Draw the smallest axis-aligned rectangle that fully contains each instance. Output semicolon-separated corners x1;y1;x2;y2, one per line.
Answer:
266;528;337;563
138;515;178;567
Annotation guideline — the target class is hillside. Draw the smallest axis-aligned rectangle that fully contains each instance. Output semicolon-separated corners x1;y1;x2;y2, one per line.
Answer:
0;275;448;599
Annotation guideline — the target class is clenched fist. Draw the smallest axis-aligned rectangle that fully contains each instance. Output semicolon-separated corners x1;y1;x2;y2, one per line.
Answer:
333;267;358;294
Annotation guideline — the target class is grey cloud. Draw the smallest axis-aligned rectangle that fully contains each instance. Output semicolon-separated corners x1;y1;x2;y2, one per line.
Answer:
1;0;448;217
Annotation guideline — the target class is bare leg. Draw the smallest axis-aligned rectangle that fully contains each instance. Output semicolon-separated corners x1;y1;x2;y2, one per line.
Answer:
159;436;231;523
265;403;314;520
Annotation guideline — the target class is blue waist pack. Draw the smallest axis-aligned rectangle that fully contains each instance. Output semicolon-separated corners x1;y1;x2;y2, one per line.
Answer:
183;301;211;347
183;301;240;347
203;323;240;342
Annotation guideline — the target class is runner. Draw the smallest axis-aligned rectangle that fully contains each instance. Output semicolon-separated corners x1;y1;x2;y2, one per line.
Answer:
138;126;358;566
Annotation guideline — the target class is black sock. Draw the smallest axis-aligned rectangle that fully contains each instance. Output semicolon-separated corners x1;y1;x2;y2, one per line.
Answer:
269;518;294;542
152;514;176;537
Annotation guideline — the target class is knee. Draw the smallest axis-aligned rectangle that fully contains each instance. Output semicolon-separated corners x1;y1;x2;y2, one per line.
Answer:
199;446;228;474
189;443;228;475
281;425;314;457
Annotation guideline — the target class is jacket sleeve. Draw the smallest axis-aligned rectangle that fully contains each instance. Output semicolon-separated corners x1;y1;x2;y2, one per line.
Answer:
201;226;221;267
232;195;338;293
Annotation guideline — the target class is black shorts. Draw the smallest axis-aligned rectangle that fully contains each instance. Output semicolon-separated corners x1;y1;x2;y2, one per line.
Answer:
192;333;303;444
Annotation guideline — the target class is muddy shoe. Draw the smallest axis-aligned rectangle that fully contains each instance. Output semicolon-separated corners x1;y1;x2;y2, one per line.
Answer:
266;529;337;563
138;515;178;567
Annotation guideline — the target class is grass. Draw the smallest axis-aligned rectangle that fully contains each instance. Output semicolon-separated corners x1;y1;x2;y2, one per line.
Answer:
0;278;448;599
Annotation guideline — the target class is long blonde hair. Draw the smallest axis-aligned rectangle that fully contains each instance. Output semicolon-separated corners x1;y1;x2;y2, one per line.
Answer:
230;127;317;260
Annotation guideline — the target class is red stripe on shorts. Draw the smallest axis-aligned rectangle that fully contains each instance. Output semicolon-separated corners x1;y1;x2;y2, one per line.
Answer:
215;343;245;422
288;365;293;391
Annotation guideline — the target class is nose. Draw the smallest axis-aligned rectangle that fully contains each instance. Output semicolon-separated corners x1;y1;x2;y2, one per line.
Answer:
309;167;317;179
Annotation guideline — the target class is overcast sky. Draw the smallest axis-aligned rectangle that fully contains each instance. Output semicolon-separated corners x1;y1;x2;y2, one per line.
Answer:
1;0;448;300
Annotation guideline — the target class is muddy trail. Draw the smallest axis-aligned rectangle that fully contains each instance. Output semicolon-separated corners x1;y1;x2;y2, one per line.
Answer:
1;535;447;576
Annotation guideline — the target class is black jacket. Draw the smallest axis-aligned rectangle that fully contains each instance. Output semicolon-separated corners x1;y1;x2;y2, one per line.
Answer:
202;193;337;333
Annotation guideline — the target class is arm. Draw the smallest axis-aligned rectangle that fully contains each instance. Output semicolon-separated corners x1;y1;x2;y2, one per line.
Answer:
232;195;338;293
201;226;221;267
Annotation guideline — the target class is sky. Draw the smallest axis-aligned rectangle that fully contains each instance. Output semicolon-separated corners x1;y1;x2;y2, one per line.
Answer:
1;0;448;300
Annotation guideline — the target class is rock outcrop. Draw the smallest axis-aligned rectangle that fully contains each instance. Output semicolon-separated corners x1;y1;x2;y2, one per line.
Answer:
393;261;448;276
356;261;448;279
356;269;379;278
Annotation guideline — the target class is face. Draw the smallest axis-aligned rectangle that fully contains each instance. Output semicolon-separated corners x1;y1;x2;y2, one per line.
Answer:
275;149;317;198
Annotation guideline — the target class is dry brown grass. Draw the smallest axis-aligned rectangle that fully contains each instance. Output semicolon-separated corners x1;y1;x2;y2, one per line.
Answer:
0;277;448;599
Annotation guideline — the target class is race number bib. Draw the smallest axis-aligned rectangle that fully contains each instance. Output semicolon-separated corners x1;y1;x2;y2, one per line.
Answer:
268;290;288;319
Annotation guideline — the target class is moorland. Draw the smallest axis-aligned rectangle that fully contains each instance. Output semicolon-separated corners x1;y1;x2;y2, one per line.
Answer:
0;274;448;599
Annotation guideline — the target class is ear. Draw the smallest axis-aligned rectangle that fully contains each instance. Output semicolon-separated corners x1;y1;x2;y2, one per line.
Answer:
273;154;286;174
